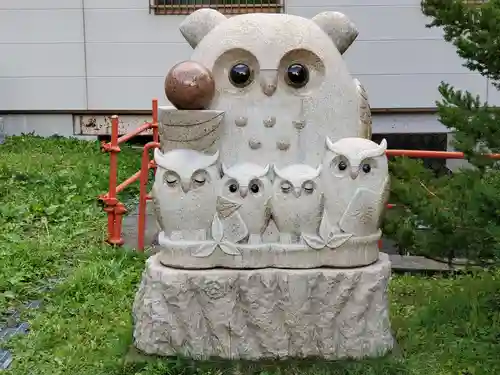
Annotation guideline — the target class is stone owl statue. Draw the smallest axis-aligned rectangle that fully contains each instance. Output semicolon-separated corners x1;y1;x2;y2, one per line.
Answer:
152;148;220;240
321;137;389;237
220;163;272;242
178;8;363;168
271;164;323;242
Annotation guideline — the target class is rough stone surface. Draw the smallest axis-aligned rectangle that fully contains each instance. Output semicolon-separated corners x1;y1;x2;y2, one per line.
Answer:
133;253;394;360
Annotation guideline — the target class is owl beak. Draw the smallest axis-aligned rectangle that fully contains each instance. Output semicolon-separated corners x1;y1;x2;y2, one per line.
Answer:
239;186;248;198
260;71;278;97
293;186;302;198
181;180;191;193
350;167;360;180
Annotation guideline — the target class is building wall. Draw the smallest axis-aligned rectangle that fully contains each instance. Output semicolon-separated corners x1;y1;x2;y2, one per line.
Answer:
0;0;87;111
0;0;497;143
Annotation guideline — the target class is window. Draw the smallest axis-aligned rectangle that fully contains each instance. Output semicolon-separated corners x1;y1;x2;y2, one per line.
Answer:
371;133;451;175
151;0;283;15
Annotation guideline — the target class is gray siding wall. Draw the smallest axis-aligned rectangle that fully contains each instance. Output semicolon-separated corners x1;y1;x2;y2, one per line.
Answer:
0;0;497;111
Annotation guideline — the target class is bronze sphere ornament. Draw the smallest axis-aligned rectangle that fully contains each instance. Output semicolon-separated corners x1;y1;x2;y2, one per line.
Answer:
164;61;216;110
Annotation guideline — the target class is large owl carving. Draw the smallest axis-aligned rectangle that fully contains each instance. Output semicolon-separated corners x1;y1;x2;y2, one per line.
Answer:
220;163;272;240
178;8;363;168
152;148;220;240
271;164;323;242
321;137;389;237
354;78;372;139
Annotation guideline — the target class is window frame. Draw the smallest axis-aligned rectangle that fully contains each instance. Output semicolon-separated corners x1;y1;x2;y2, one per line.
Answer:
149;0;284;15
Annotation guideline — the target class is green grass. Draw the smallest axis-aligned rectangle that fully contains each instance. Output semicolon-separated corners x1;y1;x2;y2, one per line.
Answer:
0;135;499;375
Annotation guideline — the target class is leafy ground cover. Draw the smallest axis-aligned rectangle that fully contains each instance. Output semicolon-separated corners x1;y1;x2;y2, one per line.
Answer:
0;135;499;375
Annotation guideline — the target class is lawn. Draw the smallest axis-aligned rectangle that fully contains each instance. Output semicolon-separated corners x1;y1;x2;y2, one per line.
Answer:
0;135;499;375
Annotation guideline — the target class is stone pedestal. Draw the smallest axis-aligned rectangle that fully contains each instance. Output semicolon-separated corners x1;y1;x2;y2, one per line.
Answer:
132;253;394;360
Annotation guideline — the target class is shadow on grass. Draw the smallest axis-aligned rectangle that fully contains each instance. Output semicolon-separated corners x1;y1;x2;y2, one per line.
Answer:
122;348;408;375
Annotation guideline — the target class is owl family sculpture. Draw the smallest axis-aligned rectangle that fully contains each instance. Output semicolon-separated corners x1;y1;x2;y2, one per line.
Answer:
150;8;389;269
133;8;394;361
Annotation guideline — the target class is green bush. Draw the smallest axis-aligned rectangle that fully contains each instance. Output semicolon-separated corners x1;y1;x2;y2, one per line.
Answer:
383;0;500;265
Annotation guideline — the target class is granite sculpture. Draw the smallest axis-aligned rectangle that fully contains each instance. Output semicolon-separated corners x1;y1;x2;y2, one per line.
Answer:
133;8;394;360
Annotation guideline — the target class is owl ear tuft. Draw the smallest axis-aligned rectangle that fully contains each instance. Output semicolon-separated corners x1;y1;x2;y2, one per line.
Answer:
262;164;271;177
221;163;228;176
379;138;387;151
325;136;335;151
272;164;283;180
179;8;227;49
311;11;358;55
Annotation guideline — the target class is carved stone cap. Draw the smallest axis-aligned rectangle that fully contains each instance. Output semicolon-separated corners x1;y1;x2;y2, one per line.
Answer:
158;106;225;153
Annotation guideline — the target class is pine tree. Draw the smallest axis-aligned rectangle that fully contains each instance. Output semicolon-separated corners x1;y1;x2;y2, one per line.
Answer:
383;0;500;265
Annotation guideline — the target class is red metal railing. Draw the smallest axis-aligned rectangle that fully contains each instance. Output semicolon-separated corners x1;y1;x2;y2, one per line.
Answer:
98;99;159;247
99;105;500;251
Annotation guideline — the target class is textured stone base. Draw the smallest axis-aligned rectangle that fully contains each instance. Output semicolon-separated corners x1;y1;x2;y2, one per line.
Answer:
133;253;394;360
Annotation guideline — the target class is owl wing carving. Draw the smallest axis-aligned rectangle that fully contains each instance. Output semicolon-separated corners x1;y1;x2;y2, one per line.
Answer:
339;187;381;237
158;107;225;153
215;196;248;243
354;79;372;139
377;176;391;227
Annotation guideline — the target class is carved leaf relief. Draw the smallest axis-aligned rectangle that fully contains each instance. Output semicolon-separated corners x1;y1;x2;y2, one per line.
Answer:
319;208;334;243
302;233;326;250
191;242;218;258
219;243;242;256
326;233;353;249
303;209;353;250
211;214;224;242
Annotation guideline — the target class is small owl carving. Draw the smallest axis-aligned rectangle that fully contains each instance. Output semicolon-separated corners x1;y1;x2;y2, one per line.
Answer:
321;137;389;237
271;164;323;242
152;148;220;240
220;163;272;238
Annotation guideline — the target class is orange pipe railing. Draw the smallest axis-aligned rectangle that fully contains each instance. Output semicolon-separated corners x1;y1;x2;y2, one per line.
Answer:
137;142;160;251
386;149;500;159
99;99;158;248
100;104;500;251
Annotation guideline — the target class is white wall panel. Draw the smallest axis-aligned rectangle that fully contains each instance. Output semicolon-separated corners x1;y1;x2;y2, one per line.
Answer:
0;10;83;43
86;77;167;110
287;0;421;6
345;40;469;75
0;3;86;111
84;9;185;43
0;78;87;110
372;113;447;134
287;5;441;41
0;44;85;77
85;42;191;77
0;0;81;10
84;0;147;9
357;73;487;109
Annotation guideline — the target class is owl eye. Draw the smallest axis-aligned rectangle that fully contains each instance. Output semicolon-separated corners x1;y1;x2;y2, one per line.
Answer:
280;181;292;193
191;172;207;187
285;64;309;88
250;183;260;194
229;63;252;88
362;164;371;173
164;173;178;187
303;181;314;194
338;161;347;171
228;182;239;193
